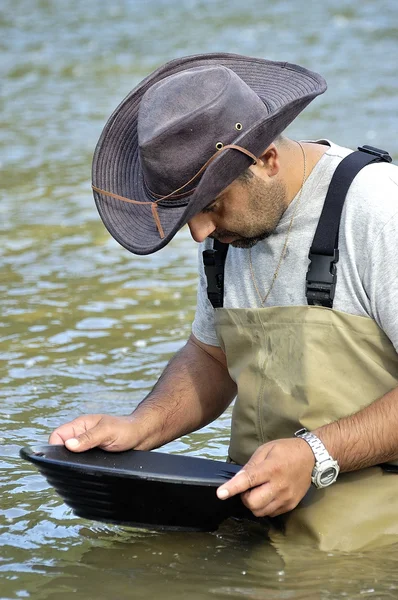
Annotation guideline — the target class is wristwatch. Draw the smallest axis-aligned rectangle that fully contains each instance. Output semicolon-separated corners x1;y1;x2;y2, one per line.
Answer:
294;428;340;488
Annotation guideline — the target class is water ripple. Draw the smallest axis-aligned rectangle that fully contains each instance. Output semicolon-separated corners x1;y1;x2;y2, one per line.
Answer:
2;0;398;598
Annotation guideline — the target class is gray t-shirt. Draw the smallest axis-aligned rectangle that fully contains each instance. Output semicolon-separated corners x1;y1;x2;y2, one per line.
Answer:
192;140;398;351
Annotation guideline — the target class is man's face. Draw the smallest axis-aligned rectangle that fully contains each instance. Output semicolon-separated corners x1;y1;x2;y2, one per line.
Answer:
187;171;288;248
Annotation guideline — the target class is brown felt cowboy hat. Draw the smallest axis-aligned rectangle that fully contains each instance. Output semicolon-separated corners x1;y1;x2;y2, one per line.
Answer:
92;53;327;255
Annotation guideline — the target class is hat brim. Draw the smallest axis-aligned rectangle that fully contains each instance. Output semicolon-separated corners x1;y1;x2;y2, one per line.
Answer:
92;53;326;255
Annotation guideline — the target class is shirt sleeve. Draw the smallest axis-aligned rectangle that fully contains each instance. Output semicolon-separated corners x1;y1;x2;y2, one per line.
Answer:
191;243;221;347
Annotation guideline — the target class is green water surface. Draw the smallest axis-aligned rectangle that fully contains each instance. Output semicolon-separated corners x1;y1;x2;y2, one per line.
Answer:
2;1;398;598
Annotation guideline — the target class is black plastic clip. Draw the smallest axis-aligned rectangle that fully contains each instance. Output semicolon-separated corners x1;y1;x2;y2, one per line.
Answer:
203;249;225;308
306;250;339;308
357;145;392;163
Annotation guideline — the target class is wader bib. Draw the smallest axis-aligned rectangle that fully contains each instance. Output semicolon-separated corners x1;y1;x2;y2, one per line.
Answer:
203;146;398;551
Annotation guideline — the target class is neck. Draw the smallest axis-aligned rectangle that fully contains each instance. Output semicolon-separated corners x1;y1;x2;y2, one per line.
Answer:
279;138;328;205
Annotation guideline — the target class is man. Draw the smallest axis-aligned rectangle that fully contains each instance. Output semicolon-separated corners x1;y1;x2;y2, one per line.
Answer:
50;53;398;551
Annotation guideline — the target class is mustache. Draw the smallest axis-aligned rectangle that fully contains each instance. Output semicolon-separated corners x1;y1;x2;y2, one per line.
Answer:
209;229;241;240
209;228;273;249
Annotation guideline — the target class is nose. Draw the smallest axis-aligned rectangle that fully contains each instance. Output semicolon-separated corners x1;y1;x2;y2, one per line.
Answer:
187;213;216;243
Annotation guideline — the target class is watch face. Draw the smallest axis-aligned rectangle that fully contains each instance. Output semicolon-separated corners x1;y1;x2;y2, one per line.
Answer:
320;467;338;486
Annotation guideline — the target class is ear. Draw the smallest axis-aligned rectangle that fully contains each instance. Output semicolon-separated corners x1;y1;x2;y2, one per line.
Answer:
250;144;280;177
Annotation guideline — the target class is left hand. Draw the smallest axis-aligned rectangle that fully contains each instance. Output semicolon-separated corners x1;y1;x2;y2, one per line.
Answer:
217;438;315;517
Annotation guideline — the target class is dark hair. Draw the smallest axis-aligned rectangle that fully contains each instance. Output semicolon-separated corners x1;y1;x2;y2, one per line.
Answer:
237;169;254;183
237;134;286;183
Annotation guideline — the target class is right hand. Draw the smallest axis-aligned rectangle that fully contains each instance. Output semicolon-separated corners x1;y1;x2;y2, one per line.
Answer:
48;414;138;453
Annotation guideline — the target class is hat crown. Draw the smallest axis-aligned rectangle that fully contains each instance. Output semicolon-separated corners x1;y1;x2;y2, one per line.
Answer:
93;52;327;254
138;66;268;197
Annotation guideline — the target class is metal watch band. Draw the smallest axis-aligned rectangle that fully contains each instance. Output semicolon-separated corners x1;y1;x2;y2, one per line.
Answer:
295;430;331;464
294;427;340;488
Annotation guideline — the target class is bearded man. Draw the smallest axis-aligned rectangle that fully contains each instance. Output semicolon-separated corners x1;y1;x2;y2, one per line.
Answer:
50;54;398;552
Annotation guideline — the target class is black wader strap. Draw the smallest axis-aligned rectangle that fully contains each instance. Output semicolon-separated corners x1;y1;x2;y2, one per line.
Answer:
306;145;392;308
379;463;398;473
203;240;229;308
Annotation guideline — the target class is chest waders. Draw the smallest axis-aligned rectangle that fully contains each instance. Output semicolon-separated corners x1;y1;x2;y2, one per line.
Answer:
203;146;398;551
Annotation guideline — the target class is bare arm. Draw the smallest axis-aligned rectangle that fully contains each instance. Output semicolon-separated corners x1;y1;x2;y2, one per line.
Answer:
49;333;236;452
217;385;398;517
130;334;236;450
314;385;398;471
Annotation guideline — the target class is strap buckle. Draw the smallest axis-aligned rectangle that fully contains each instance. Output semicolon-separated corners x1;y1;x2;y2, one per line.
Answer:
357;145;392;163
306;250;339;308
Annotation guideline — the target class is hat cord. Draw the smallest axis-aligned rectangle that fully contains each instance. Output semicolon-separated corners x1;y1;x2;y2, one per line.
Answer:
92;144;259;240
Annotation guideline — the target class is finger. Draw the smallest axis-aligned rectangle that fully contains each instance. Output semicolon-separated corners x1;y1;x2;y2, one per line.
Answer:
48;430;69;445
48;415;95;444
63;421;112;452
217;468;257;500
241;482;273;513
241;486;285;518
251;498;283;518
48;422;86;445
243;488;299;518
49;415;104;447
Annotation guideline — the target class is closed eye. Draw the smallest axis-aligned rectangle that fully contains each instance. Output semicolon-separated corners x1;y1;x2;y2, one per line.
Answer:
202;203;216;214
202;197;222;214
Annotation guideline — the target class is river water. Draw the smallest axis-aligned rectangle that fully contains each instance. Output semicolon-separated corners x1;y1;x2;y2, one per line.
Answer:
2;0;398;598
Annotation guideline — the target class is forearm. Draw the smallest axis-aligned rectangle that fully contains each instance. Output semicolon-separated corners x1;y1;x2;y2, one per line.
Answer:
314;386;398;471
129;335;237;451
217;385;398;517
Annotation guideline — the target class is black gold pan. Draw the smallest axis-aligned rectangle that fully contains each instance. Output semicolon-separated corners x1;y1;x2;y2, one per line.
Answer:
20;445;255;531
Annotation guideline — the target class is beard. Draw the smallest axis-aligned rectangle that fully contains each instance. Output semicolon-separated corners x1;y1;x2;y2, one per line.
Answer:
209;175;288;248
210;229;269;248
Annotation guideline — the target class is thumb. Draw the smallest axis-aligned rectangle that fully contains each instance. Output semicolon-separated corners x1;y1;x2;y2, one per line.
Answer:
64;423;109;453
